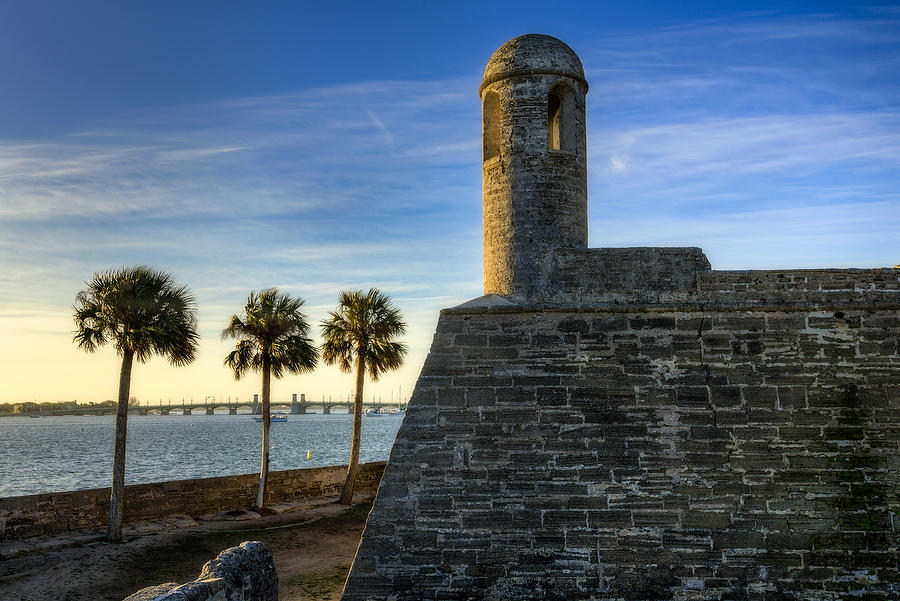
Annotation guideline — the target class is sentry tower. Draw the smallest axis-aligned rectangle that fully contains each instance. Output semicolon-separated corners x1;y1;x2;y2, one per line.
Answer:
480;34;589;301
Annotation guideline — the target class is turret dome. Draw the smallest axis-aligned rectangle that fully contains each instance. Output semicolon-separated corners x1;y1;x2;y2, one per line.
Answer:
480;34;587;96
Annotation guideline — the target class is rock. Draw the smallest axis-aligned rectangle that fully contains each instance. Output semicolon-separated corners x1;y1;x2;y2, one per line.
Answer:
122;541;276;601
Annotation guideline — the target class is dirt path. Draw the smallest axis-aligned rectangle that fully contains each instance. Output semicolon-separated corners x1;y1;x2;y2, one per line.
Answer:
0;501;371;601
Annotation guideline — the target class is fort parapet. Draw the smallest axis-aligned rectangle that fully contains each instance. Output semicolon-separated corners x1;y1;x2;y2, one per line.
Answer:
341;35;900;601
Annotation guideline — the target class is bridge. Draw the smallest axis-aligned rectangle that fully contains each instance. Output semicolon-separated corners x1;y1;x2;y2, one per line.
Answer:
135;396;407;416
8;394;406;417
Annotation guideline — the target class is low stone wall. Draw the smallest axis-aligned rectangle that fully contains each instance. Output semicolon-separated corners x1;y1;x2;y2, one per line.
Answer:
125;541;277;601
0;462;385;542
553;247;711;297
697;268;900;308
543;263;899;306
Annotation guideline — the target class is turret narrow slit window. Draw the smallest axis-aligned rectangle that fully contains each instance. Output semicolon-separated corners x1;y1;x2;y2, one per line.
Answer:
483;92;500;161
547;92;562;150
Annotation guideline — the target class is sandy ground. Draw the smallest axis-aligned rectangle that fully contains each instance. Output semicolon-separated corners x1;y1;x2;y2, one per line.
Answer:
0;499;372;601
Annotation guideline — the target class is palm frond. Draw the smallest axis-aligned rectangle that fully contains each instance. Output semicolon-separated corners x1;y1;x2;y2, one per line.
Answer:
221;314;249;340
321;333;355;373
225;339;260;380
270;335;319;379
320;288;407;378
222;288;317;379
72;266;199;365
366;340;407;381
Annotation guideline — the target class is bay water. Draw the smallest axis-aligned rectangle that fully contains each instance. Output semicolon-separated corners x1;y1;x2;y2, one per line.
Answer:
0;413;403;497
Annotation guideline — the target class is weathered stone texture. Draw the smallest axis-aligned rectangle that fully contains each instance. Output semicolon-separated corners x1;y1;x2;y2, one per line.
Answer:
551;247;711;299
526;266;900;308
124;541;277;601
481;34;588;301
698;269;900;308
343;297;899;600
0;462;385;542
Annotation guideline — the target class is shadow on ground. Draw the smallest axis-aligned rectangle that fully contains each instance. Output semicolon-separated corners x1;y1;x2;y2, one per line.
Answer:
1;501;372;601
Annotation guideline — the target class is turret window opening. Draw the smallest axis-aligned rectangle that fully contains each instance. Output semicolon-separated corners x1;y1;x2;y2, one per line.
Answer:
548;93;562;150
548;83;579;154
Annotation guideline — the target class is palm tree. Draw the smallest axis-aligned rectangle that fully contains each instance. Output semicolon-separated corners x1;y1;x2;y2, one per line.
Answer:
73;266;199;541
222;288;318;510
321;288;406;504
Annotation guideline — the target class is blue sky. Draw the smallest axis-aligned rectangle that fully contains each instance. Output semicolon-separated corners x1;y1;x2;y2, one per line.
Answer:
1;1;898;404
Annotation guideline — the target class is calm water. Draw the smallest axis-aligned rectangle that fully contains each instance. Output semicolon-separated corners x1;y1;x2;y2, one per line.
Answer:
0;413;404;497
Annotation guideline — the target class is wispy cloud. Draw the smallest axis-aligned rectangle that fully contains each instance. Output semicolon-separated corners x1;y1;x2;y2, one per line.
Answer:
593;112;900;183
575;10;900;269
2;9;898;402
366;109;395;146
0;77;479;223
154;146;253;162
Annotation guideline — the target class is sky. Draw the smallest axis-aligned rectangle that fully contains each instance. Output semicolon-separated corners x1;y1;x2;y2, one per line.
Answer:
1;1;898;405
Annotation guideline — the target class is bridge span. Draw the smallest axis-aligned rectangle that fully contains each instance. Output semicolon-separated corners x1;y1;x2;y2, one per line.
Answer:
14;394;406;417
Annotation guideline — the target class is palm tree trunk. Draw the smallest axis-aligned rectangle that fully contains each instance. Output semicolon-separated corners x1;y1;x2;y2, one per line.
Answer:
106;349;133;542
254;353;271;510
340;352;366;504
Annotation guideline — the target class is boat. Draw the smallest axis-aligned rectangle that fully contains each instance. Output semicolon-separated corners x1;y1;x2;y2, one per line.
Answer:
252;413;288;423
366;407;404;416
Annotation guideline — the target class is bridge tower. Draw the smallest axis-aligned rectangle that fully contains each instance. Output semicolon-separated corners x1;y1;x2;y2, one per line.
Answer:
480;34;588;301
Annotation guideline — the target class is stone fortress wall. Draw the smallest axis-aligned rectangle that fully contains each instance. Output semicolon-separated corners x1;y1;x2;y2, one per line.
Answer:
341;35;900;600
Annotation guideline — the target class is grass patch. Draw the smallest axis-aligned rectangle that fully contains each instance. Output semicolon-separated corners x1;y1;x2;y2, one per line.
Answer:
286;564;350;600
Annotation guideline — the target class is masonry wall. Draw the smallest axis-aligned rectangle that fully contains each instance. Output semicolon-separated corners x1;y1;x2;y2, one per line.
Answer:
0;461;385;541
550;247;711;300
342;274;899;601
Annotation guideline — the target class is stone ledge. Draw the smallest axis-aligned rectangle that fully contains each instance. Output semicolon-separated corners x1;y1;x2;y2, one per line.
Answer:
452;267;900;313
443;299;900;315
